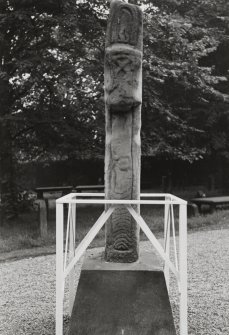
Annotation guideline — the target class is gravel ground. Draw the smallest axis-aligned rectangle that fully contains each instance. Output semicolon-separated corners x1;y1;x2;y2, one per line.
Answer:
0;228;229;335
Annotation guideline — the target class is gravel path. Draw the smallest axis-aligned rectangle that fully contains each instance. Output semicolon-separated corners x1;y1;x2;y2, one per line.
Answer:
1;228;229;335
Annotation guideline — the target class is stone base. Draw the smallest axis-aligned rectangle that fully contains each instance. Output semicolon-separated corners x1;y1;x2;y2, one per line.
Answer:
68;250;176;335
82;247;163;271
104;246;139;263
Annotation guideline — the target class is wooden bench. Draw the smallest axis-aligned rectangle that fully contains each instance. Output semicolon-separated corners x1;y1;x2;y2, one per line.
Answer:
34;185;105;238
75;185;104;193
34;186;74;238
191;196;229;213
35;186;73;199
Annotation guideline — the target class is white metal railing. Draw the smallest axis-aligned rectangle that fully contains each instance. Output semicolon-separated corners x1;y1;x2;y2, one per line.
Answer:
56;193;187;335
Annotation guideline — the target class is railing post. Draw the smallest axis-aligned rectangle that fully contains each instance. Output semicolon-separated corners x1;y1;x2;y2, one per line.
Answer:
164;198;170;291
179;204;188;335
69;203;76;315
56;203;64;335
164;197;169;247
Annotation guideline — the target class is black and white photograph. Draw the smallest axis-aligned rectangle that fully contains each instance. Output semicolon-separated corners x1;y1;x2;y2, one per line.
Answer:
0;0;228;334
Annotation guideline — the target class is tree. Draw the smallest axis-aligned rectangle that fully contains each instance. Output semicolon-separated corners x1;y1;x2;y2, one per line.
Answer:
0;0;107;221
141;0;229;162
1;0;229;221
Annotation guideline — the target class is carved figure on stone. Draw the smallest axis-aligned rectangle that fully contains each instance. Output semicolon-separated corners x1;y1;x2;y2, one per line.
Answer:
104;48;142;112
104;0;143;262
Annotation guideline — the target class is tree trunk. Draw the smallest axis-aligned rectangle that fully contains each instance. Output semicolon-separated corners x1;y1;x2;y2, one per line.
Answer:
104;0;143;262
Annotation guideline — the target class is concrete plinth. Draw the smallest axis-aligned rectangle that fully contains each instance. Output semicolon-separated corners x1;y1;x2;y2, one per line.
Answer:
68;249;176;335
82;247;163;271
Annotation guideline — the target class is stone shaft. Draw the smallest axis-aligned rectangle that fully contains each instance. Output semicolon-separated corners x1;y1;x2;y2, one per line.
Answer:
104;0;143;262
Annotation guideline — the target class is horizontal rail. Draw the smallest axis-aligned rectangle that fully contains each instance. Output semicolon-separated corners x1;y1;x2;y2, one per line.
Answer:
55;193;74;202
63;206;115;278
140;193;171;198
170;194;186;203
57;198;187;205
72;193;173;198
56;192;187;204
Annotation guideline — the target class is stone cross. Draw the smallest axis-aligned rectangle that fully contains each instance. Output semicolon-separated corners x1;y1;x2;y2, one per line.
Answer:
104;0;143;262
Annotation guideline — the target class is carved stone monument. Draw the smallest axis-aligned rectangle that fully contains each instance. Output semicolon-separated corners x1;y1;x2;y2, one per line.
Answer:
68;3;178;333
104;0;143;263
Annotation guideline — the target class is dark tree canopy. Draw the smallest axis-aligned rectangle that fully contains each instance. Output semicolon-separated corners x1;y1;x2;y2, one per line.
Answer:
1;0;229;161
0;0;229;219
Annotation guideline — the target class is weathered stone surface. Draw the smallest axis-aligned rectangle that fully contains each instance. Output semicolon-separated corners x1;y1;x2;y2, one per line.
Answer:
104;46;142;112
104;0;143;262
105;0;143;49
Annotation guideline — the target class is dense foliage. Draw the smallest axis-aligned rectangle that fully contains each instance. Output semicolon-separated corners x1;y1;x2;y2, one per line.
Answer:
0;0;229;219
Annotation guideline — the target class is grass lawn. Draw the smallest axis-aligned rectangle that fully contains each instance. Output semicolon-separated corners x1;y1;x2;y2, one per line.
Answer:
0;203;229;256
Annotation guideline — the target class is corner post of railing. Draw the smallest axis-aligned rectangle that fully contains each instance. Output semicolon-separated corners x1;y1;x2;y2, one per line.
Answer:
179;202;188;335
56;202;64;335
69;202;76;315
164;195;170;291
